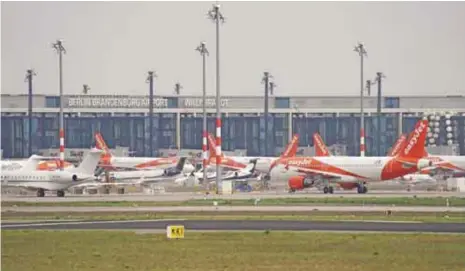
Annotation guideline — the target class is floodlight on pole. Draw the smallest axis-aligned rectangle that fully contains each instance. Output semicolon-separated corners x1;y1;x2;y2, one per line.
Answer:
146;71;157;157
25;69;37;157
83;84;90;94
262;72;274;156
174;82;183;95
196;41;209;187
354;42;367;156
207;3;225;193
52;39;66;170
374;72;386;156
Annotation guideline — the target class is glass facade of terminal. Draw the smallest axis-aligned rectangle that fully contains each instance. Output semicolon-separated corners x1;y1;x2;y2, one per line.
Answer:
2;112;465;158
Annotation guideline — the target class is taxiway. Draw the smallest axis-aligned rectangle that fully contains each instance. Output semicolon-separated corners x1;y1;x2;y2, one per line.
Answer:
2;219;465;233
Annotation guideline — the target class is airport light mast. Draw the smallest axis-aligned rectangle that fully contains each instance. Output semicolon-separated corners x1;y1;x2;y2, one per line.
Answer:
25;69;37;157
262;72;274;156
82;84;90;94
52;40;66;170
174;82;183;95
354;42;368;157
374;72;386;156
196;41;209;187
208;3;225;193
146;71;157;157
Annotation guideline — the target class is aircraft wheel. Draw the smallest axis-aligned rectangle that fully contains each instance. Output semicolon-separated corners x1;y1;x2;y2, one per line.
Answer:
37;189;45;197
357;185;364;194
362;186;368;194
57;190;65;197
288;188;295;194
323;187;329;194
328;186;334;194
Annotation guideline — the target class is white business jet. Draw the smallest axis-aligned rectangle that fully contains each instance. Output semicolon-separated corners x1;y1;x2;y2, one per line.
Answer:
80;157;191;188
1;149;103;197
174;159;258;186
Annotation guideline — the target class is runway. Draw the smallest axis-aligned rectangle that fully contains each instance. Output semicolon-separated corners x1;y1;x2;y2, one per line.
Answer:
2;190;464;202
2;219;465;233
3;205;465;213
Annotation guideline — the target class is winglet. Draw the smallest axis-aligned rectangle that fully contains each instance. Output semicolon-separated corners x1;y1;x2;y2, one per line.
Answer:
175;157;187;172
397;120;428;159
388;134;407;157
244;159;258;173
313;133;331;157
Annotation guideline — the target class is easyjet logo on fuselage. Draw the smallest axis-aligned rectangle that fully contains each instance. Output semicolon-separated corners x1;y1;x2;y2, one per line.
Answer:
288;159;313;167
403;122;426;156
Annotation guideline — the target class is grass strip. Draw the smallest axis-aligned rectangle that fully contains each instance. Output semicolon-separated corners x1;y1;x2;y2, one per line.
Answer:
2;211;464;223
3;196;464;207
2;230;465;271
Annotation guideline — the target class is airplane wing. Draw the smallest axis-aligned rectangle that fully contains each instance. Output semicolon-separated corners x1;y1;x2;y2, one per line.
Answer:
284;165;359;183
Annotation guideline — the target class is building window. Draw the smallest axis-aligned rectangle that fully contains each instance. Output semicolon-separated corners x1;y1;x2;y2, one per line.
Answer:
274;97;290;109
384;97;399;108
167;97;178;108
45;96;60;108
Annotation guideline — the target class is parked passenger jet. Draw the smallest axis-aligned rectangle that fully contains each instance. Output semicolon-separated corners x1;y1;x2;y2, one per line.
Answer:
206;133;299;173
311;132;436;191
94;133;194;171
388;133;465;180
1;149;103;197
271;120;433;194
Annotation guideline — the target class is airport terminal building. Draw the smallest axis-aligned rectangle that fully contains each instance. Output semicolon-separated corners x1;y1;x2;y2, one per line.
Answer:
1;94;465;158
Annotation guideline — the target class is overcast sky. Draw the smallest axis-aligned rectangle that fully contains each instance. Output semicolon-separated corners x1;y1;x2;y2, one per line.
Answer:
2;1;465;97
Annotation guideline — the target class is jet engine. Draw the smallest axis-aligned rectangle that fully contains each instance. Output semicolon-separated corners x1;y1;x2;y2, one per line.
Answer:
163;168;178;177
417;159;433;170
288;176;314;191
72;174;78;181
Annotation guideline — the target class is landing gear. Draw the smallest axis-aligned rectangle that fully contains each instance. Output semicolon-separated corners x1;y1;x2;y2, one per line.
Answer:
323;186;334;194
357;184;368;194
56;190;65;197
288;188;296;194
36;189;45;197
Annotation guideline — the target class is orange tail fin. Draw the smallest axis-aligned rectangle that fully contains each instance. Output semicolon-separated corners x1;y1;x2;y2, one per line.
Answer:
313;133;331;157
280;134;299;158
207;133;224;160
95;133;110;154
397;120;428;159
388;134;407;157
94;133;112;164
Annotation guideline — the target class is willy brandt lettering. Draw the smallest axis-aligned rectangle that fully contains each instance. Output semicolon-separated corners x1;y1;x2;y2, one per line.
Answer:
67;96;168;108
183;98;230;108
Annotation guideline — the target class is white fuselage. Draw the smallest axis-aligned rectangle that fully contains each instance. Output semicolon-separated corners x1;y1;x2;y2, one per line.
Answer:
1;170;94;191
109;157;177;170
0;160;74;171
394;174;437;185
270;156;417;183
